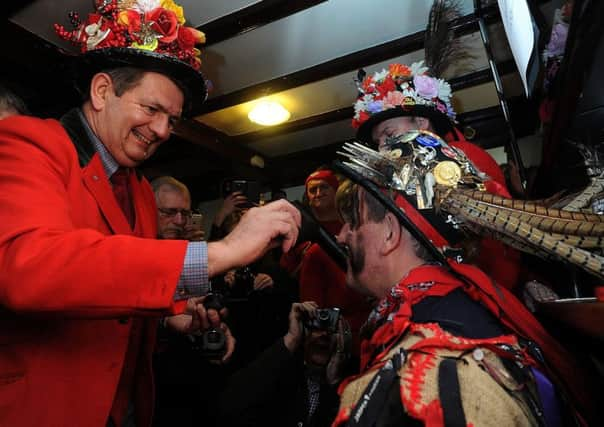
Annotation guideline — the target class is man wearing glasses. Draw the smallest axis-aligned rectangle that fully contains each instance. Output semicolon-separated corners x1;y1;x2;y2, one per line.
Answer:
152;176;204;242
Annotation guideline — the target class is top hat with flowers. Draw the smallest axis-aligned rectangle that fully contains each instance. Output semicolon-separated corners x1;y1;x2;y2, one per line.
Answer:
352;61;456;145
54;0;207;116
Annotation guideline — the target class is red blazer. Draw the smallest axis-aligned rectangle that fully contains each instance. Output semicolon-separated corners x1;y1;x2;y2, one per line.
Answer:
0;115;189;426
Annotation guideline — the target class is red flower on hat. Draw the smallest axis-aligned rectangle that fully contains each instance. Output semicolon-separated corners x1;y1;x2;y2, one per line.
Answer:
361;76;375;93
177;26;204;51
147;7;179;43
353;111;371;128
376;76;396;98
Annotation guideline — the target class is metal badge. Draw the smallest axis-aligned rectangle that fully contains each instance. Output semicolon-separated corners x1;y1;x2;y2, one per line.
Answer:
441;146;458;159
433;161;462;187
416;133;441;147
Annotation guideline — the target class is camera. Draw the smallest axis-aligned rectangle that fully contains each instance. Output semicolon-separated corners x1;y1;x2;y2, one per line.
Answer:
304;307;341;333
190;293;227;360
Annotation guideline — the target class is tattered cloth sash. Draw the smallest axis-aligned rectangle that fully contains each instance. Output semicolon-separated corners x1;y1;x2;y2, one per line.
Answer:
334;322;539;427
334;264;592;425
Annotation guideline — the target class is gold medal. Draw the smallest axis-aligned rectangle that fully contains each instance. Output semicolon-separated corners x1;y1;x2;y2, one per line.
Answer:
433;161;462;187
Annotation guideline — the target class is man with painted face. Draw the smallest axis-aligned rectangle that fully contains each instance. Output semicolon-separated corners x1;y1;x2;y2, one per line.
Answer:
325;62;598;426
331;148;596;426
352;62;521;290
0;2;300;426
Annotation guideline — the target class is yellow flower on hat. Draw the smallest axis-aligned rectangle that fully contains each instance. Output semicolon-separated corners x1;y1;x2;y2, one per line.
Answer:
161;0;185;25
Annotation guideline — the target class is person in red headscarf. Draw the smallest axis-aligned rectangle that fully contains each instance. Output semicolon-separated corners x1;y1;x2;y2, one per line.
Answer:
352;62;521;290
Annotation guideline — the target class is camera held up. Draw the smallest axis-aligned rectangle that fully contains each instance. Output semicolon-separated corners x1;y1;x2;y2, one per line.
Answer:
190;293;227;360
303;307;341;333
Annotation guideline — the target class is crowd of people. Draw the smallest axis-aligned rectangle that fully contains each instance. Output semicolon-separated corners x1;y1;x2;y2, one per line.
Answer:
0;0;602;426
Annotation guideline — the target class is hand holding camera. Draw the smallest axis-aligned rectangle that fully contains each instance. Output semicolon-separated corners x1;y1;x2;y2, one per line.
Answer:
188;293;235;363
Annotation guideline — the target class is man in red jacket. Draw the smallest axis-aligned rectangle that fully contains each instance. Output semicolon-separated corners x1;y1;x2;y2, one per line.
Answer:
0;2;300;426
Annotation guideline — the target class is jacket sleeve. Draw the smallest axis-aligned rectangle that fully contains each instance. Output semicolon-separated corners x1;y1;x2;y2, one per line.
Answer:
0;116;189;317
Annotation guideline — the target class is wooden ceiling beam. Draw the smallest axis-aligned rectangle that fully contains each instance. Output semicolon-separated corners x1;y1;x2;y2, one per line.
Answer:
198;0;327;46
232;59;518;145
197;5;502;114
173;119;268;181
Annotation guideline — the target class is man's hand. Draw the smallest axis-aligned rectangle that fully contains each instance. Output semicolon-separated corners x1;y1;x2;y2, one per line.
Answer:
253;273;274;291
214;191;248;227
163;296;236;363
283;301;318;353
207;200;301;277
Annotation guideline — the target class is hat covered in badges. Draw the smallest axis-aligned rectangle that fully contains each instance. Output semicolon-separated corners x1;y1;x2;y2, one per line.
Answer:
336;131;604;280
352;62;456;144
54;0;207;115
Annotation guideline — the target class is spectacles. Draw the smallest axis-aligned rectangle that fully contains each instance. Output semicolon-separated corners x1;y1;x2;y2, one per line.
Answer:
158;207;193;219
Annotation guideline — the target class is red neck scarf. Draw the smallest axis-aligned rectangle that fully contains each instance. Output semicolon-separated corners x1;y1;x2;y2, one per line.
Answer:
358;262;593;423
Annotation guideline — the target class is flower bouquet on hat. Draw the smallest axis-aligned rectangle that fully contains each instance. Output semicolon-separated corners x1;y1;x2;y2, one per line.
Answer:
54;0;208;115
352;62;456;141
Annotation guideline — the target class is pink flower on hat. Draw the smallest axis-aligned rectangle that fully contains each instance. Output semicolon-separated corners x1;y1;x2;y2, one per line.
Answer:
383;91;405;108
413;75;439;99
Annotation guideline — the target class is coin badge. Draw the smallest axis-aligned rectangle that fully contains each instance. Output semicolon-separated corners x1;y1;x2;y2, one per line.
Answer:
402;96;416;110
433;161;462;187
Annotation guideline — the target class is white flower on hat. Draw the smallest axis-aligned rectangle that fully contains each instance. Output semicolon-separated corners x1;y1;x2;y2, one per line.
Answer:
132;0;161;13
437;79;452;102
85;21;111;50
410;61;429;76
373;69;389;82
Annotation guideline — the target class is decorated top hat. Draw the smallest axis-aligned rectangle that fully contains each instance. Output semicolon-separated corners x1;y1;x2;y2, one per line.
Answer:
54;0;207;116
352;62;456;145
336;131;604;281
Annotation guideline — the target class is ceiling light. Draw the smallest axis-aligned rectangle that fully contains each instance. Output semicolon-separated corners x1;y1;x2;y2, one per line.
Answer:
248;100;290;126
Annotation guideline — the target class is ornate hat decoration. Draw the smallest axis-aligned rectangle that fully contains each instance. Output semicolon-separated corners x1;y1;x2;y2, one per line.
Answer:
54;0;207;115
352;62;456;143
336;131;604;280
353;0;473;145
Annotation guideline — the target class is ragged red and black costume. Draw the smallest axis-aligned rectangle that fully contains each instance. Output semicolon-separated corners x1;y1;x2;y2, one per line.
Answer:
333;262;595;426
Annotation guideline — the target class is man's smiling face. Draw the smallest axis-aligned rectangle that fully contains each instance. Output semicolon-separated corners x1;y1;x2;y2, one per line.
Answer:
100;71;183;167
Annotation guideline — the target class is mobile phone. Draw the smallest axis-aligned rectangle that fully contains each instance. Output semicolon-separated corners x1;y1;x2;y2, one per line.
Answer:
191;213;203;230
221;179;261;207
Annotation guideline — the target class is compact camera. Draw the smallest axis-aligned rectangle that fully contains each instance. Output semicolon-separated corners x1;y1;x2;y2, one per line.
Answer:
304;307;341;333
190;293;227;360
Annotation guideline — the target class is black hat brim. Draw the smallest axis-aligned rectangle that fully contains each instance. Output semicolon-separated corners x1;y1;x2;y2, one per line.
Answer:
356;105;454;147
72;47;207;117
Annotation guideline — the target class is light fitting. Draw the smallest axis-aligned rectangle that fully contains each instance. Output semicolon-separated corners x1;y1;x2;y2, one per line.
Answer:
248;100;290;126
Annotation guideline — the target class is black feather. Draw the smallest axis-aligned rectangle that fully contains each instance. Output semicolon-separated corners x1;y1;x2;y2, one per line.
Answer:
424;0;470;77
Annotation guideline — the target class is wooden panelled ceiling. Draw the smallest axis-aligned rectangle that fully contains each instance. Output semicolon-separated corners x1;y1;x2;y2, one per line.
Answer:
4;0;553;203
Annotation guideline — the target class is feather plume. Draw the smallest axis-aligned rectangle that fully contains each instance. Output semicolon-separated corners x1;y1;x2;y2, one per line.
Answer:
424;0;471;77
